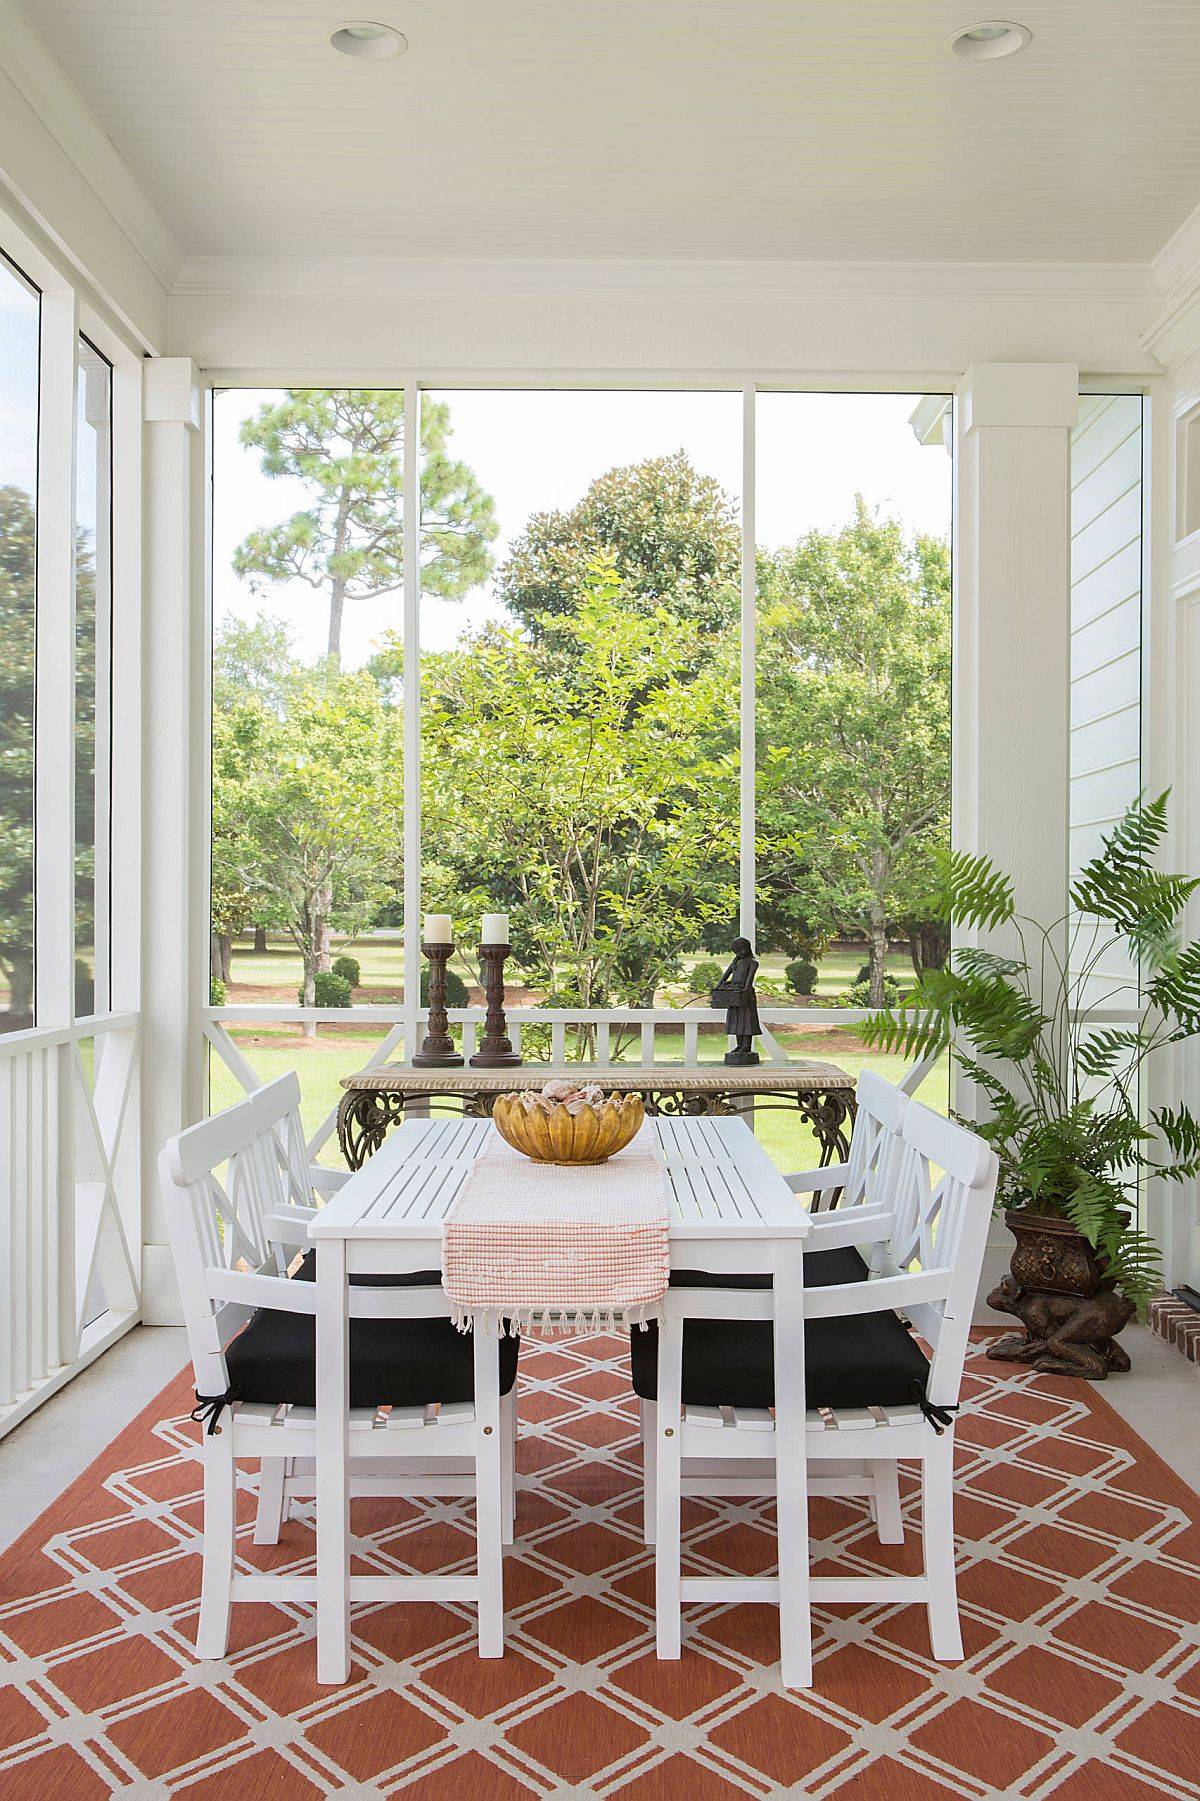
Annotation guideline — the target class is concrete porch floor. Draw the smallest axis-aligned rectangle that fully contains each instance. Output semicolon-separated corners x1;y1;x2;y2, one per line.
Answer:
1;1323;1196;1557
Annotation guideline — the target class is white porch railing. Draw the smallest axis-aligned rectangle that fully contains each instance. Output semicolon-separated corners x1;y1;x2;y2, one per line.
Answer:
204;1003;863;1162
0;1012;141;1439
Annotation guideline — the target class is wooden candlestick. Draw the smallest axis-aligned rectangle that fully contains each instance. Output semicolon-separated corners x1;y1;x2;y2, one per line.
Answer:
469;941;522;1068
412;941;464;1067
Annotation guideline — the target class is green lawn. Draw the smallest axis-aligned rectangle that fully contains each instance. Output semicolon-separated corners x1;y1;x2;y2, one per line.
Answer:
218;931;914;1005
209;1018;948;1175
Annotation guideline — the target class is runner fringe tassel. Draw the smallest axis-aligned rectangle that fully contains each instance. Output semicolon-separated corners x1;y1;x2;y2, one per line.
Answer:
450;1303;660;1337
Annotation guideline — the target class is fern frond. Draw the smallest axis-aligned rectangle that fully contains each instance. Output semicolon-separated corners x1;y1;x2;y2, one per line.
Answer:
1076;1028;1147;1080
919;846;1015;932
1151;1103;1200;1175
1146;941;1200;1033
1071;794;1198;961
858;1002;947;1062
952;946;1027;981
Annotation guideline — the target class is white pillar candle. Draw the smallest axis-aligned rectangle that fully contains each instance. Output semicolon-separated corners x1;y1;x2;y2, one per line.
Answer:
423;913;453;944
481;913;510;945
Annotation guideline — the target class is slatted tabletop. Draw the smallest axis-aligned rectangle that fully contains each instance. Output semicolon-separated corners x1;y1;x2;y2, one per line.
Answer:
310;1114;810;1253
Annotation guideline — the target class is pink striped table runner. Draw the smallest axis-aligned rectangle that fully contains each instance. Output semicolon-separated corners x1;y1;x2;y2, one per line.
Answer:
442;1130;670;1333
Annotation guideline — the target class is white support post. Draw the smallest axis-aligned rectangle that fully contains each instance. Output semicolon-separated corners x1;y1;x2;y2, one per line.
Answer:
955;363;1078;1311
403;380;421;1061
739;383;756;945
106;350;144;1298
140;358;202;1323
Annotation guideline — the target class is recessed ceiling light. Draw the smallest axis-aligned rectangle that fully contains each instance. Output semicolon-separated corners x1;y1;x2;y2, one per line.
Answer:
330;20;407;60
946;19;1032;60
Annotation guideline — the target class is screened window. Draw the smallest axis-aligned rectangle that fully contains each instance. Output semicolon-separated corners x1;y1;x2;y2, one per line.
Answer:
209;386;954;1160
74;335;113;1018
420;389;741;1033
0;251;39;1034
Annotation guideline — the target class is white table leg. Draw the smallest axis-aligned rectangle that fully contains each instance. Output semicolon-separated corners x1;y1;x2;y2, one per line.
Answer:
654;1308;683;1659
473;1328;505;1656
315;1237;351;1684
773;1237;811;1689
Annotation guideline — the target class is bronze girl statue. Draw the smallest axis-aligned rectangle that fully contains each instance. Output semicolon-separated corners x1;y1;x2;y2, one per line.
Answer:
711;936;761;1066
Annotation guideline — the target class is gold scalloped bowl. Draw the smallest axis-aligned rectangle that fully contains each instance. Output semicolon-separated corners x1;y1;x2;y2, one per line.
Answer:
492;1092;645;1165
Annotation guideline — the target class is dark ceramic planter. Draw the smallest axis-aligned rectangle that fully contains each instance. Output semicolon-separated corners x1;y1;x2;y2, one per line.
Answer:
1005;1209;1116;1298
985;1208;1135;1379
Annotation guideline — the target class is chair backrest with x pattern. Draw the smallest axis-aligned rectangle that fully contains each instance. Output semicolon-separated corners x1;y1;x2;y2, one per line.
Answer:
882;1100;998;1405
161;1077;312;1397
834;1069;909;1214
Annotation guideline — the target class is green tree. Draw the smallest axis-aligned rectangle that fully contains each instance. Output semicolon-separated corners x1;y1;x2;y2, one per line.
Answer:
499;451;740;640
756;499;951;1006
212;632;402;1026
421;558;739;1030
234;390;498;662
0;485;36;1026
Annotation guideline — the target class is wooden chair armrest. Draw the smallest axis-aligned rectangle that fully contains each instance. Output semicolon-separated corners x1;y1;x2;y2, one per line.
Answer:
803;1267;951;1319
207;1267;317;1313
784;1163;850;1194
310;1166;349;1198
805;1206;894;1252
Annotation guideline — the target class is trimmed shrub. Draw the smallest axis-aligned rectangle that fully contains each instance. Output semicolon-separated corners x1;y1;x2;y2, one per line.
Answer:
842;976;901;1008
784;957;818;995
420;967;470;1009
302;970;353;1008
331;954;361;989
209;976;226;1007
689;958;726;996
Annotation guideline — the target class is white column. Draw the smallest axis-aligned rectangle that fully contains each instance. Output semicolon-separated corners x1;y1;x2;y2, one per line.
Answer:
140;358;202;1324
954;362;1078;1313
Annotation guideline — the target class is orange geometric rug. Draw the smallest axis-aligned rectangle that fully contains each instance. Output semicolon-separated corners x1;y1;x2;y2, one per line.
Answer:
1;1334;1198;1800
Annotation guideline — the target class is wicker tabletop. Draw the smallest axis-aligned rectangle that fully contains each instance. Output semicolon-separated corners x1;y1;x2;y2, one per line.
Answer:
341;1060;855;1095
336;1060;857;1169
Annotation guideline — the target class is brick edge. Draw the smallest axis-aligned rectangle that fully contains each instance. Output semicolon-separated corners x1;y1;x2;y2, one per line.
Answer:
1147;1291;1200;1365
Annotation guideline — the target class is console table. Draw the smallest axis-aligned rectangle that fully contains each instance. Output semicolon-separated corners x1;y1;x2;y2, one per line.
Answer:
336;1061;857;1170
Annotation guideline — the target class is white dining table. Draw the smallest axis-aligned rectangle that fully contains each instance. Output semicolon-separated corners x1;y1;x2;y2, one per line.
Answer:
307;1113;812;1684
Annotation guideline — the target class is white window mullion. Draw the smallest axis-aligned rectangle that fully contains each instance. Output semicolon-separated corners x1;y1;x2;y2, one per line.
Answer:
739;383;756;943
34;285;79;1029
403;380;421;1055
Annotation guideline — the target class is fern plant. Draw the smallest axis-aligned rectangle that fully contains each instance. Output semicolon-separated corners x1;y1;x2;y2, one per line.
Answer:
862;793;1200;1307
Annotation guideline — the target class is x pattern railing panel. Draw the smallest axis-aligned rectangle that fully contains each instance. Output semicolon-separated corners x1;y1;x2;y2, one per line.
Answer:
0;1014;141;1437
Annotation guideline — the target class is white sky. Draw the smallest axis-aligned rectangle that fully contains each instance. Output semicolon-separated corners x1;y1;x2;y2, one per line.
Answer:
215;386;952;669
0;266;39;499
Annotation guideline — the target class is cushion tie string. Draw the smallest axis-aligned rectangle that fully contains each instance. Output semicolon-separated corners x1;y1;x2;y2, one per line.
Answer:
191;1391;235;1436
910;1381;957;1436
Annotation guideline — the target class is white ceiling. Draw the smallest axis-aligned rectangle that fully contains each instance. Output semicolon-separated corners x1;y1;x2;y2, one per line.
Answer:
16;0;1200;267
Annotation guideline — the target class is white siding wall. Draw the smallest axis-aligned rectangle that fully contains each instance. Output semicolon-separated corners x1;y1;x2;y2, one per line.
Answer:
1069;395;1143;1010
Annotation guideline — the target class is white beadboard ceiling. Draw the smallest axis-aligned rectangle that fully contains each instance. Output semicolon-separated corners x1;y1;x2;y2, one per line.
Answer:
15;0;1200;265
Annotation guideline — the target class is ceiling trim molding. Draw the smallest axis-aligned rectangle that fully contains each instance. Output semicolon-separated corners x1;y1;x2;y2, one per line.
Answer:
0;0;182;292
173;253;1160;307
1144;200;1200;370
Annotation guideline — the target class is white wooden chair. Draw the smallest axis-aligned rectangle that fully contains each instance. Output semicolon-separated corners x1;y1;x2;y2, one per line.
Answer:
644;1069;912;1545
161;1074;518;1660
635;1098;998;1667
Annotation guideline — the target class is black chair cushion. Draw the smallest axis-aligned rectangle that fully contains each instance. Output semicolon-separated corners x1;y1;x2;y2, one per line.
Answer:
629;1283;930;1415
669;1245;868;1291
225;1264;518;1411
292;1247;442;1288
